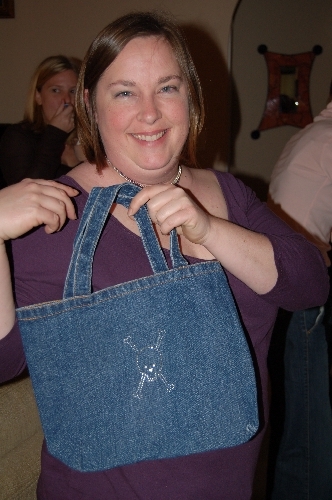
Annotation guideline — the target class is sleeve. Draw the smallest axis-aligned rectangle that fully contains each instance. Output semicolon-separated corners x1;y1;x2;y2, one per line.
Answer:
0;123;70;185
264;230;329;310
0;322;27;383
219;172;329;311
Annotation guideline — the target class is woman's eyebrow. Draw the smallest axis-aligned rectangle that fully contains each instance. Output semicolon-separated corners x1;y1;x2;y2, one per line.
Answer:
110;80;135;87
158;75;182;84
109;75;183;87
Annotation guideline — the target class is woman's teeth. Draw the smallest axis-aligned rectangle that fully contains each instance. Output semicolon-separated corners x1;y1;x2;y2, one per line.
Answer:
133;130;166;142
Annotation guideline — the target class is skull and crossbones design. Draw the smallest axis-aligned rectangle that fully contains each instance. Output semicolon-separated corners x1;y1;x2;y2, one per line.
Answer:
124;331;175;399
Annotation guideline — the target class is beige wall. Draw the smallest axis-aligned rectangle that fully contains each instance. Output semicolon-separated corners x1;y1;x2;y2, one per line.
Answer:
3;1;329;184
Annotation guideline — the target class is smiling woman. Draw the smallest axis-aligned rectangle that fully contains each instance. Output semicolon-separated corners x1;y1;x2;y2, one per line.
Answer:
0;10;329;500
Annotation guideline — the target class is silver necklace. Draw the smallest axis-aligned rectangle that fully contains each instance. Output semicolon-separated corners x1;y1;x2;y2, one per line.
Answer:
105;157;182;188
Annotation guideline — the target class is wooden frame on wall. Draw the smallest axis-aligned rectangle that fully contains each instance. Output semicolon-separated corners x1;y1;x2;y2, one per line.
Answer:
0;0;15;18
251;44;322;139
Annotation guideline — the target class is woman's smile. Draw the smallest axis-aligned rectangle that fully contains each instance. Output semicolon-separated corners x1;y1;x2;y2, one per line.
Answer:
131;129;167;142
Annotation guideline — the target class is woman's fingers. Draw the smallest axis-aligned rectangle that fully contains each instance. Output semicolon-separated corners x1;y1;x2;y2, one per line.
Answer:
34;180;78;222
128;184;173;215
0;179;79;241
50;101;75;133
129;184;210;244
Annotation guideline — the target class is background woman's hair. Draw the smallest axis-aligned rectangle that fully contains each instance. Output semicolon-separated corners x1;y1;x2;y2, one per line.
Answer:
24;55;82;132
76;10;205;172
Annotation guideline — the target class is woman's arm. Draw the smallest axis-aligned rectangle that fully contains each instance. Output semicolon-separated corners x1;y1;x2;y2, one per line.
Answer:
128;180;328;301
0;179;78;339
128;183;277;295
194;215;277;294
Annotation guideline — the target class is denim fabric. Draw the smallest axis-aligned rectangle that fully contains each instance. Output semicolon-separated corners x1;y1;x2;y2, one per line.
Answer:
17;183;259;472
271;307;332;500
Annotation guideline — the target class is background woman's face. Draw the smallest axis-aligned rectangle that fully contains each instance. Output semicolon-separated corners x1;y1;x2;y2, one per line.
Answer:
35;69;78;124
94;36;190;180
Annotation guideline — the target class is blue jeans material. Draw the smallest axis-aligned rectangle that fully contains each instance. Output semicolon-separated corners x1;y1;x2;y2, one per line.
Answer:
271;307;332;500
17;183;259;472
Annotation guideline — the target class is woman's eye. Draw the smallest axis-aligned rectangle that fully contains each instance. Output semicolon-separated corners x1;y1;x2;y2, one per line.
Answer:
70;89;76;94
51;88;60;93
160;85;177;94
115;91;132;98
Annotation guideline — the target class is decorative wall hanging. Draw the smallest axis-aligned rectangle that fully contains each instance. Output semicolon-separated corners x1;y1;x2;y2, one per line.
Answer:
251;45;322;139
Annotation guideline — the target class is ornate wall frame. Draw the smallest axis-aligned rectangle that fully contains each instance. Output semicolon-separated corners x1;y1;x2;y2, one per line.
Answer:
251;45;322;139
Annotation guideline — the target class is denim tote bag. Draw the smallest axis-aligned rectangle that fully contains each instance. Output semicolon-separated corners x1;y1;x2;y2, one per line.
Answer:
17;182;259;472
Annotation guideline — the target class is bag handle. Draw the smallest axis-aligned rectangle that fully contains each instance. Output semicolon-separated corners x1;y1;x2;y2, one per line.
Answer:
64;183;188;298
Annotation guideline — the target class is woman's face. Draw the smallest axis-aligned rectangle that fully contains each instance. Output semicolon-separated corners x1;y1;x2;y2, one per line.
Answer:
94;36;190;182
35;69;78;124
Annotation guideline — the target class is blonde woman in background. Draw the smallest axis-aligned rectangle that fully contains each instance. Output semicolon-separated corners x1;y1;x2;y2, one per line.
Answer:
0;55;84;186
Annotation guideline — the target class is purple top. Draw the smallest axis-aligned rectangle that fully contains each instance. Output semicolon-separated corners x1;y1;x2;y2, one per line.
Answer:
0;171;328;500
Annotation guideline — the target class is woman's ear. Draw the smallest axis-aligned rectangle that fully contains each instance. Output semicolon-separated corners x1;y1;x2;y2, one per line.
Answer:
35;90;42;106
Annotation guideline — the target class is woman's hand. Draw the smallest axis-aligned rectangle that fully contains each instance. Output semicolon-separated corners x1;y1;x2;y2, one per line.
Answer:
49;100;76;134
129;183;278;295
0;178;78;243
128;184;211;244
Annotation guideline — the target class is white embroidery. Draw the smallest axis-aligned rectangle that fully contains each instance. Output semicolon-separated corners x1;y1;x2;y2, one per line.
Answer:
124;331;175;399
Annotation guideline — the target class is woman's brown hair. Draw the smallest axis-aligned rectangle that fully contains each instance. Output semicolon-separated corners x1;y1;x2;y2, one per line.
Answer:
76;11;205;172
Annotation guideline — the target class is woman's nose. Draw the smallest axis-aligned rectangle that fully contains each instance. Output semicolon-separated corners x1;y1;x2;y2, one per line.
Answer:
64;91;75;105
137;95;161;124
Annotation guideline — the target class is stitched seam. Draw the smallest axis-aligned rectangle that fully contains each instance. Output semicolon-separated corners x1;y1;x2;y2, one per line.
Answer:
18;264;223;320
